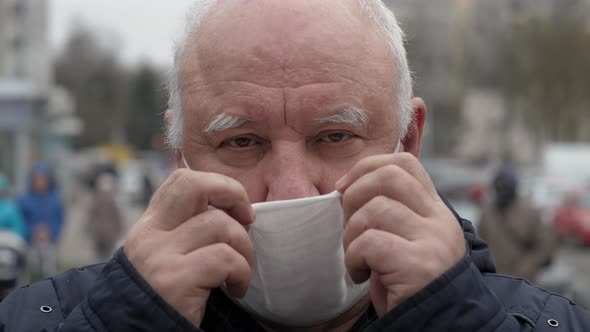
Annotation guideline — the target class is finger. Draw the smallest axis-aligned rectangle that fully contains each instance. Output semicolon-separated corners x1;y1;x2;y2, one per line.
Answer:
342;164;432;221
183;243;253;298
343;196;422;250
171;210;254;266
345;229;410;284
337;153;438;200
148;169;254;230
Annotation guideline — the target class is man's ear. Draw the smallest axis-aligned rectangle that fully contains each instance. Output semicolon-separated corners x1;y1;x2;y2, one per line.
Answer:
401;97;427;158
164;109;183;167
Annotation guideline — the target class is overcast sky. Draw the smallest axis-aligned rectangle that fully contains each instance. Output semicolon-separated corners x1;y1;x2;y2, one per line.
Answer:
50;0;196;68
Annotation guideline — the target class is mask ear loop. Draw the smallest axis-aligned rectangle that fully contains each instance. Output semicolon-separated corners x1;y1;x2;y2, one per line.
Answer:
181;153;191;170
393;140;402;154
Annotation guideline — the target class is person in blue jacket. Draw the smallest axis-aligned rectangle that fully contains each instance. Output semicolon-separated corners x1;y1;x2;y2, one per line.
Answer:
0;174;26;240
1;1;590;331
18;162;65;244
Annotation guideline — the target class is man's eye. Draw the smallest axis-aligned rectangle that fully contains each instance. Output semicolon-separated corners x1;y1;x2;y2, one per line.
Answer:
224;137;258;148
320;132;353;143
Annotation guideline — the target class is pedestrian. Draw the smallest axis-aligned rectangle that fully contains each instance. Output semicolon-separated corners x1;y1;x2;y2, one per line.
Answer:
17;163;63;283
0;174;26;240
478;168;555;282
18;162;65;244
1;1;590;331
86;172;123;261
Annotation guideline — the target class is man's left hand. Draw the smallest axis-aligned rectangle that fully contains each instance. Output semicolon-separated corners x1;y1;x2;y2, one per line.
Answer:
336;153;466;317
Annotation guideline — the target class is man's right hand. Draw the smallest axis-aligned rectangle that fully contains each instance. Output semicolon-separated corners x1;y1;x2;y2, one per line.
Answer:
124;169;255;327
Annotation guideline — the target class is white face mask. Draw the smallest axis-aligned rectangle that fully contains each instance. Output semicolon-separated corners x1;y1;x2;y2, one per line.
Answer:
230;191;369;327
182;141;401;327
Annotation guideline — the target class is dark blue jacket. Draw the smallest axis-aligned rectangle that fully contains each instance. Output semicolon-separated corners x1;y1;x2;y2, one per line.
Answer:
1;205;589;331
18;163;65;243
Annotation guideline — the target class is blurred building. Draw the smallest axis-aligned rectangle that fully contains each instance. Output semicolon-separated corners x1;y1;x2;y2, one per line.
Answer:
0;0;51;90
455;88;538;165
0;0;81;193
0;81;42;193
385;0;462;157
387;0;589;163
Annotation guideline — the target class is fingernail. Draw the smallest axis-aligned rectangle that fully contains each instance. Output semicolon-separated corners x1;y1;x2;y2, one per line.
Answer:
249;206;256;222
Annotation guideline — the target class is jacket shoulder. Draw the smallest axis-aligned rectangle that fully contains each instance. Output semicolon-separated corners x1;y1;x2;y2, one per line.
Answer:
484;273;590;330
51;263;107;316
0;263;105;330
484;274;551;322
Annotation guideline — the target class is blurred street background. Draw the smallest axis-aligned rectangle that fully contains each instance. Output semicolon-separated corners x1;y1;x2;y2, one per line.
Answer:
1;0;590;306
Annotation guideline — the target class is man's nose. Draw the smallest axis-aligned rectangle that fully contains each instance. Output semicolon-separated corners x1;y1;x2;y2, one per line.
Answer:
263;146;320;201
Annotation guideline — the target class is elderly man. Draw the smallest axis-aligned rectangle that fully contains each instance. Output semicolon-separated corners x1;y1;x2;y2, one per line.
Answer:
1;1;589;331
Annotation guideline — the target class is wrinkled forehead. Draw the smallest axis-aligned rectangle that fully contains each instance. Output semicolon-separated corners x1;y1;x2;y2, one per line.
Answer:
179;0;396;90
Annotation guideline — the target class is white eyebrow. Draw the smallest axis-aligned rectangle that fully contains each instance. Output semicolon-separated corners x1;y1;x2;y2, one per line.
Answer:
202;113;252;134
316;106;370;131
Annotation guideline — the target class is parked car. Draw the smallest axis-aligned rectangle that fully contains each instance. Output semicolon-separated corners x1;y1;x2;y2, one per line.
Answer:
553;190;590;245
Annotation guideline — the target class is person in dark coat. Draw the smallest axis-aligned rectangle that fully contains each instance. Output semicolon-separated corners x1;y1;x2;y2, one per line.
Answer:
1;1;590;331
479;168;555;282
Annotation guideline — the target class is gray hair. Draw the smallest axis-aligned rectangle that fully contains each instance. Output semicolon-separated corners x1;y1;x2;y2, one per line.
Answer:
166;0;413;150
